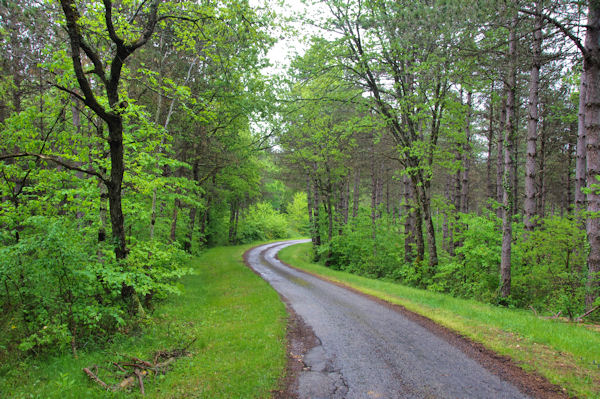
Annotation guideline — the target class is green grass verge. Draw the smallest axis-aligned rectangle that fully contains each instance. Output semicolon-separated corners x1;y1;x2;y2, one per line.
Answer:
278;242;600;399
0;243;287;399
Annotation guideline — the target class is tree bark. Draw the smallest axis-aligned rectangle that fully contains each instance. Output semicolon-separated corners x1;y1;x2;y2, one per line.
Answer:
524;4;542;232
584;0;600;309
352;168;360;218
500;16;518;300
306;173;315;246
461;92;472;213
403;174;415;263
576;75;588;212
538;121;547;217
487;88;495;202
496;95;507;217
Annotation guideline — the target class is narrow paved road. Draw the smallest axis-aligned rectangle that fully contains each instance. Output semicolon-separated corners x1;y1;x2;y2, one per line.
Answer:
246;240;530;399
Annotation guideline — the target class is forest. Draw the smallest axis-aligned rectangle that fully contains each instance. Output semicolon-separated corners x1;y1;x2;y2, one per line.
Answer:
0;0;599;382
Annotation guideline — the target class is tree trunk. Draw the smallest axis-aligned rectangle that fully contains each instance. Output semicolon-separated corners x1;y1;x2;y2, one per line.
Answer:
500;16;517;300
106;119;128;261
352;168;360;218
228;201;238;244
496;95;507;217
524;4;542;232
538;122;547;217
576;75;588;212
403;174;415;263
487;88;495;202
344;177;350;224
461;91;472;213
185;206;197;253
312;170;322;248
306;173;316;246
170;197;180;243
584;0;600;309
420;180;438;271
566;142;574;213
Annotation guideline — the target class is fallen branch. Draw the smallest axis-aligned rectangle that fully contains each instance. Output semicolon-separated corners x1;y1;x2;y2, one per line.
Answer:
83;341;194;394
576;305;600;322
83;367;109;390
529;305;538;316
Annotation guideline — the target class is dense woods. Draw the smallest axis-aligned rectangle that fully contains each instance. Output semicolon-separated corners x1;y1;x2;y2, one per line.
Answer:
279;0;599;319
0;0;285;356
1;0;599;364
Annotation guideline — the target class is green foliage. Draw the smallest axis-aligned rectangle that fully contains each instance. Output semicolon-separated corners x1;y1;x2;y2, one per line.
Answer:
286;191;310;234
430;211;502;301
0;217;122;355
429;212;588;316
0;244;287;398
322;210;405;279
513;215;587;317
237;202;290;243
0;217;191;356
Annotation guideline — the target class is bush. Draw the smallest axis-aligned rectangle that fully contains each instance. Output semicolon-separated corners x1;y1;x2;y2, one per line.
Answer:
431;211;502;301
0;217;191;355
237;202;290;243
286;192;310;234
513;215;587;317
324;210;405;280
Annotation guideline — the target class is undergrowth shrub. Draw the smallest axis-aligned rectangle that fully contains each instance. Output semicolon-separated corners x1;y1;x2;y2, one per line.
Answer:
513;215;587;317
0;216;191;356
315;207;589;317
431;211;502;302
322;211;404;279
286;192;310;235
237;201;290;243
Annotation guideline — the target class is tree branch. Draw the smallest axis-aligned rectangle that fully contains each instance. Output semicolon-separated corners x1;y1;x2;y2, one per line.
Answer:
59;0;112;121
519;7;585;54
0;153;108;184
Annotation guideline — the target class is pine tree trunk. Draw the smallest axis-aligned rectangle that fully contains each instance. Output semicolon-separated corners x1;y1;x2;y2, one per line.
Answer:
403;174;415;263
584;1;600;309
352;168;360;218
496;96;507;217
312;172;322;248
576;75;588;211
306;173;316;246
500;17;517;299
487;88;495;202
460;92;472;213
524;4;542;231
538;122;546;217
344;177;350;224
566;142;574;213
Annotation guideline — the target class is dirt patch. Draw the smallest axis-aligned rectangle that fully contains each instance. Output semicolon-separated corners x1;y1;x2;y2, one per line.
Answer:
275;253;573;399
271;300;320;399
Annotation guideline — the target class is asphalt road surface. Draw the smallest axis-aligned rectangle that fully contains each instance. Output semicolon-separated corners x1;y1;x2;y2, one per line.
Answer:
246;240;530;399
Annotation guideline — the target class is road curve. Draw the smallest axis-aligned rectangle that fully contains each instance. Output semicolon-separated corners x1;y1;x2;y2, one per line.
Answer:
246;240;530;399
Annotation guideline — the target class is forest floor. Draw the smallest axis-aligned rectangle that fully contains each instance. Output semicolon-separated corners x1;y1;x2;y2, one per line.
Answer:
275;241;600;399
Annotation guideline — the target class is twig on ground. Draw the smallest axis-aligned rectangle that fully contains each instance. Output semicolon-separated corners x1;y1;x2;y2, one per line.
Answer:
576;305;600;322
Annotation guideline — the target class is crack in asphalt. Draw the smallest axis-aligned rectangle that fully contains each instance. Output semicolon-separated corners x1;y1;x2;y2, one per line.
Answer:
247;240;532;399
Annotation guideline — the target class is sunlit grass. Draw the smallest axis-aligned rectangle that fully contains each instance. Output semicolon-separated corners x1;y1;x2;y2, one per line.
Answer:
279;242;600;398
0;243;287;398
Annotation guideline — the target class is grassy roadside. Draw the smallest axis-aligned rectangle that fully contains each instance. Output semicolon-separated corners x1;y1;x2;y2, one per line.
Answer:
0;243;287;399
278;242;600;398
